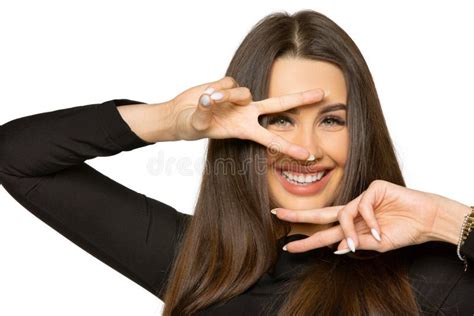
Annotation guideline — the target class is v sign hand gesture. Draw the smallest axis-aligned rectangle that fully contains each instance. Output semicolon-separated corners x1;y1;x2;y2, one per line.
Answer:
170;76;327;161
272;180;472;254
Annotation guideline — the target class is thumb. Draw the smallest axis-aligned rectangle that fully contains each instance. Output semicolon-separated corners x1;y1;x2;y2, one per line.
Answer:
191;92;214;131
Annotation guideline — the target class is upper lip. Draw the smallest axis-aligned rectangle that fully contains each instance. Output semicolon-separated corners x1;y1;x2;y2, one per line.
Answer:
275;164;331;174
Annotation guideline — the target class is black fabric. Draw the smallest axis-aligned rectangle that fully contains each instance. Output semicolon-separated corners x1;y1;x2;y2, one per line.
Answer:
0;100;473;315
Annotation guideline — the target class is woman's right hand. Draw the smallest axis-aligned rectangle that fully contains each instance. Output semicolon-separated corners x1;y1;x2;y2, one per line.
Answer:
169;76;326;161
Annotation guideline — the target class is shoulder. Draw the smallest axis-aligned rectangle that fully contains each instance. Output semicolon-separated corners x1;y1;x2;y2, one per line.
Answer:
403;241;474;313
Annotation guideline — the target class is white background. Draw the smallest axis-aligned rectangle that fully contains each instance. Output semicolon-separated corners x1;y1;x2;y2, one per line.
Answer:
0;1;473;315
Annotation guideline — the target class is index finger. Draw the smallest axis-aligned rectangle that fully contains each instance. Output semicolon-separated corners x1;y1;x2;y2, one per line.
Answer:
272;205;342;224
254;88;326;114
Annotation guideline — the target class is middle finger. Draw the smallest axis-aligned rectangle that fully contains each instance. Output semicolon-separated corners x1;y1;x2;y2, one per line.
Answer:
283;225;344;253
254;88;326;114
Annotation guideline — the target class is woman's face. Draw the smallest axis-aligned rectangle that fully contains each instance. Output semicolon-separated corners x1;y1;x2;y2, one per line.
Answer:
265;57;349;212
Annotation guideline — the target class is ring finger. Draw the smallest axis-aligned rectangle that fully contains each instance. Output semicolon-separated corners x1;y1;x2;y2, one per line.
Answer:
209;86;253;106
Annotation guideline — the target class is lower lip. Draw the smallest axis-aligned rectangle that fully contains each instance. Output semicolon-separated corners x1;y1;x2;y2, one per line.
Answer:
275;168;332;196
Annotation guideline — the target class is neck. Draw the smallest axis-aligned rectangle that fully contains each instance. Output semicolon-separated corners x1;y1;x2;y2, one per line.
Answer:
288;223;333;237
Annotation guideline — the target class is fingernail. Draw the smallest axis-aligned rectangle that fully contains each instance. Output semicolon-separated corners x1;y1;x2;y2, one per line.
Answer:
371;228;381;242
210;91;224;100
199;94;211;107
270;208;278;215
324;89;331;97
306;154;316;161
204;87;215;94
282;244;288;251
334;248;351;255
347;237;356;252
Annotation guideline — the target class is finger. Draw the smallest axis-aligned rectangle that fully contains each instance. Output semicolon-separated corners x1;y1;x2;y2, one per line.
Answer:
283;225;344;253
252;126;311;161
335;234;388;254
202;76;240;95
191;76;242;131
254;88;325;114
357;183;383;243
190;94;214;131
272;205;342;224
209;86;253;106
337;194;364;252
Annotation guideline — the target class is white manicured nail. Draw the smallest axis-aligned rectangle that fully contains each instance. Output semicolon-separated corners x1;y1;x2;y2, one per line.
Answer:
199;94;211;107
307;154;316;161
210;91;224;100
282;245;288;251
347;237;356;252
334;248;351;255
371;228;381;242
270;208;277;215
204;87;215;94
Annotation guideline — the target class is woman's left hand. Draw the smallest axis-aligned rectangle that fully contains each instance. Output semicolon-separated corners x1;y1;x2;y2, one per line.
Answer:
273;180;470;254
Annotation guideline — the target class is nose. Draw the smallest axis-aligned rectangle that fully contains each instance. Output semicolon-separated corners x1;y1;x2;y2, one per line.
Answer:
290;125;322;161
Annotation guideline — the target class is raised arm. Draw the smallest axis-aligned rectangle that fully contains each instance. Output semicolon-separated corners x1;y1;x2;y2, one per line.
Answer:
0;75;328;302
0;99;191;300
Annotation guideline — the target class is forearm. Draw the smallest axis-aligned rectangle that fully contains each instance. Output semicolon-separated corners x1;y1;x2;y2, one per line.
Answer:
117;100;178;143
428;194;472;245
0;99;153;177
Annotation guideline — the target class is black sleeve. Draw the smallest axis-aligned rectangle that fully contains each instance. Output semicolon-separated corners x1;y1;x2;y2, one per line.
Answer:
461;225;474;264
0;99;191;301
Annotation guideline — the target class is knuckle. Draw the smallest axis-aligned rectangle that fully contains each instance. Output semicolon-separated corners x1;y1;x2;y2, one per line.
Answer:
337;209;345;220
240;87;252;101
242;86;251;96
370;179;385;187
223;76;238;87
358;203;370;214
267;138;281;156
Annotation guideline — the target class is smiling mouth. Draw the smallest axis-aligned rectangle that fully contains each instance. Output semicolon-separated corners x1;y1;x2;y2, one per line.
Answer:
279;169;329;185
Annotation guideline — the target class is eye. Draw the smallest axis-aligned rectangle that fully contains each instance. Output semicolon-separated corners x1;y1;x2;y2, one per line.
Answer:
320;116;346;127
267;115;294;128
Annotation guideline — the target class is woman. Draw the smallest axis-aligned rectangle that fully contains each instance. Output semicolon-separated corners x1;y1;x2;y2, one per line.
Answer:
0;9;472;315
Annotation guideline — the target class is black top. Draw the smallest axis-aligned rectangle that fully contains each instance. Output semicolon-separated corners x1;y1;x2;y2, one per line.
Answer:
0;99;473;315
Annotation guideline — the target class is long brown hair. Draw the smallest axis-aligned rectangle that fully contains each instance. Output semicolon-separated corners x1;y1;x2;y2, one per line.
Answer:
163;10;420;315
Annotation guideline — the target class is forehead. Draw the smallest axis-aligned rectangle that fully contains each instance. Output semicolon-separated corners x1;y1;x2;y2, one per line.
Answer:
268;57;347;102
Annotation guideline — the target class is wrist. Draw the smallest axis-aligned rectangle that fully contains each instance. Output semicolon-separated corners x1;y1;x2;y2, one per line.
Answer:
427;194;472;245
117;99;178;143
149;100;179;142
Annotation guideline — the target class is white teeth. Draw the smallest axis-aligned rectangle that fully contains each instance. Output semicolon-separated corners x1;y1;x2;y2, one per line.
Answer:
281;170;326;185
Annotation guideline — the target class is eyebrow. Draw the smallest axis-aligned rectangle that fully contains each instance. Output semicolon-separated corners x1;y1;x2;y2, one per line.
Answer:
283;103;347;115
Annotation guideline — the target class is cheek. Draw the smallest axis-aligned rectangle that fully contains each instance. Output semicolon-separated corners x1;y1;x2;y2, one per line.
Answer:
320;131;349;166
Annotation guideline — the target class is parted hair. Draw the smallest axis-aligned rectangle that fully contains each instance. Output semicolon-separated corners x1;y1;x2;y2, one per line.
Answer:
162;9;420;315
